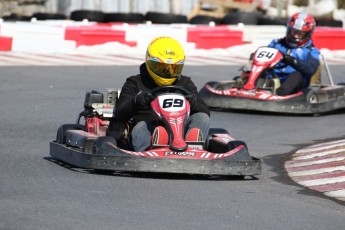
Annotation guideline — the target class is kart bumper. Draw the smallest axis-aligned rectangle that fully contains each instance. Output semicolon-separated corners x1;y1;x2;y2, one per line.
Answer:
50;141;262;176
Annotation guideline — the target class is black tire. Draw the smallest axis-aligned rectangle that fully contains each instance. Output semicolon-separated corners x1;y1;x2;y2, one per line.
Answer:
189;15;221;25
221;12;259;25
92;136;117;154
145;12;187;24
56;124;85;144
70;10;105;22
315;19;343;27
205;128;251;160
206;128;229;136
302;88;319;104
257;16;288;25
215;85;224;91
205;128;229;150
104;13;145;23
2;13;31;21
307;91;318;104
31;12;66;20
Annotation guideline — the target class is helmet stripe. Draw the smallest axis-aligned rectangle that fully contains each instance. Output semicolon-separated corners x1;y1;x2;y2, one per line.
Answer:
295;11;307;30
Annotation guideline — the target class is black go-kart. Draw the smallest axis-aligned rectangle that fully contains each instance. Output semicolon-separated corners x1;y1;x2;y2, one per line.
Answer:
49;86;261;177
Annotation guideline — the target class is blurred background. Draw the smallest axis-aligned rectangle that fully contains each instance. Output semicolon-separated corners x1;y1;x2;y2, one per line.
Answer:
0;0;344;26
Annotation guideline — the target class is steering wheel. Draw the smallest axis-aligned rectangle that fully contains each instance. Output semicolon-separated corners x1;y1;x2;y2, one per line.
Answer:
150;85;191;97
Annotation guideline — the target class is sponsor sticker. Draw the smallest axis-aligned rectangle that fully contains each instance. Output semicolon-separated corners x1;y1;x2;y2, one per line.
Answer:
164;151;196;157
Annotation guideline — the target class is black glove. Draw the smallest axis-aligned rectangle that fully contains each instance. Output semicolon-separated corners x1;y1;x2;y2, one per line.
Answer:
282;54;297;65
134;91;154;109
186;94;198;109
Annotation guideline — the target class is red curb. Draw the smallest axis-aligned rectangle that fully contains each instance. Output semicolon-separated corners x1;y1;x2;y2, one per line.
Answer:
291;171;345;182
310;181;345;192
286;160;345;172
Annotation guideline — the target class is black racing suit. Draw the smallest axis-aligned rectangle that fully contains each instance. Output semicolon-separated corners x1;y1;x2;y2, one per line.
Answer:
115;63;210;123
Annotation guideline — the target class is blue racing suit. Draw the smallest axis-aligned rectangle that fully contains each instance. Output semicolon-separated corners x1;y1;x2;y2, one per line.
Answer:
268;38;320;88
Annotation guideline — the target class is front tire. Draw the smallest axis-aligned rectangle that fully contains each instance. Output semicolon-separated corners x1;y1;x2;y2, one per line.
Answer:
92;136;117;154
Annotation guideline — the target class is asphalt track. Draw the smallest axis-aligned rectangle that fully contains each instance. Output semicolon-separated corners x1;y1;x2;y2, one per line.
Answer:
0;65;345;230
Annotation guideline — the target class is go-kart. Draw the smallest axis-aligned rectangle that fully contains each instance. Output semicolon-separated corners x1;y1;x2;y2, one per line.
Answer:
199;46;345;115
49;86;261;176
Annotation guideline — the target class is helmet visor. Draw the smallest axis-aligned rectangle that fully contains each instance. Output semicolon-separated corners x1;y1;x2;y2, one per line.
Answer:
147;60;183;79
290;28;308;42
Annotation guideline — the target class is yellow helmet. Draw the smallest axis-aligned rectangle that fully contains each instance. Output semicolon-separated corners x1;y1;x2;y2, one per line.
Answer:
145;36;185;86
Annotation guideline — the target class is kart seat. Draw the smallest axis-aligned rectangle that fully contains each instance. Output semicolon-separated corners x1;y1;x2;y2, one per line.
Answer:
269;78;280;95
309;63;322;85
256;78;280;95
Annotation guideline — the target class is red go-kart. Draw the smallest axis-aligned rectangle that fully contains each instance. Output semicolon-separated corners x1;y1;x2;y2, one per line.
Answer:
199;46;345;115
49;86;261;177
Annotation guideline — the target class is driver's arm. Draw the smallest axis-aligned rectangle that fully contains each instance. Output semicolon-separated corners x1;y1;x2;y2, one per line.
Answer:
115;78;137;122
290;51;320;76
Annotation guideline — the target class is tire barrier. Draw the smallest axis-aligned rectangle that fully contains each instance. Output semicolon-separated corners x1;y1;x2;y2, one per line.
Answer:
70;10;105;22
31;12;66;20
145;12;188;24
257;16;288;26
0;18;344;52
221;11;260;25
2;9;343;28
189;15;222;25
104;13;145;23
2;13;31;21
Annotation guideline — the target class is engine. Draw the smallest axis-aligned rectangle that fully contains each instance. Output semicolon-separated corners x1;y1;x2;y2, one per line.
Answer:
82;89;120;136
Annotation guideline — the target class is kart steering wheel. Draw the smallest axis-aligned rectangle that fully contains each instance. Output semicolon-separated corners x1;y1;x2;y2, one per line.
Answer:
150;85;191;97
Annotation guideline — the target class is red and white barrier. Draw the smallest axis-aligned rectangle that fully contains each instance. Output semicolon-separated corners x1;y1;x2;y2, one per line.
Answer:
1;20;345;56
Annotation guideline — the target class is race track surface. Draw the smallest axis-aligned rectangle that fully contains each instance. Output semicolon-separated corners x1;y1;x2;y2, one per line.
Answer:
0;65;344;230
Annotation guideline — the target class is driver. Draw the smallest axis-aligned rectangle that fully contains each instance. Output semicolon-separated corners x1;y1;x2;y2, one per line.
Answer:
240;12;321;96
113;36;210;151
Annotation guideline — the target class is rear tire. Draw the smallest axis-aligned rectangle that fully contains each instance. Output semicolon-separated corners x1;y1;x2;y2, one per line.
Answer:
56;124;85;144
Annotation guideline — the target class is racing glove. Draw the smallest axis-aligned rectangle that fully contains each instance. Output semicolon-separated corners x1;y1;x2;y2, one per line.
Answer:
134;91;154;110
282;54;297;66
186;94;198;110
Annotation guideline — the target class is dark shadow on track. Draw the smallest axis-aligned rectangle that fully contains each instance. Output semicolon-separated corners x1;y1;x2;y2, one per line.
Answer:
44;156;259;181
209;107;345;117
